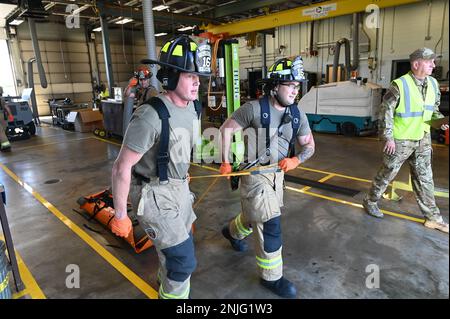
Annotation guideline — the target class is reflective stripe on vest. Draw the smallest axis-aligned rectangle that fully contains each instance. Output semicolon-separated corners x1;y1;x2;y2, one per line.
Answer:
392;74;436;140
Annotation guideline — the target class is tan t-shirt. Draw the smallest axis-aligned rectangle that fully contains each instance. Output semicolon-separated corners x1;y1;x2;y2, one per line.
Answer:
231;98;311;164
123;94;199;179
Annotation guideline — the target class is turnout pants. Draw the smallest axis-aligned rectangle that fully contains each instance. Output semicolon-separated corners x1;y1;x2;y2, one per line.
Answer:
130;176;196;299
228;171;285;281
367;133;441;221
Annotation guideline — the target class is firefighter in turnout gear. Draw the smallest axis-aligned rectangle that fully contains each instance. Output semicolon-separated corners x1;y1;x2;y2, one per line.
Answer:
363;48;449;233
219;56;315;298
124;65;159;106
111;35;211;299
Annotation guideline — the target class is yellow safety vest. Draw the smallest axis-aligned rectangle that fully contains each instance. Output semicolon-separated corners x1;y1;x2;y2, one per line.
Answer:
392;74;437;140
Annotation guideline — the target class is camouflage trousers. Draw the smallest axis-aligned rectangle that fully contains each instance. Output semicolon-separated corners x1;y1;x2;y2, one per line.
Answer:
367;133;441;220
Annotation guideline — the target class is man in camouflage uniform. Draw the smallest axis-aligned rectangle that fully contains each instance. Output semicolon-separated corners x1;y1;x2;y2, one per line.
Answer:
363;48;449;233
124;65;159;106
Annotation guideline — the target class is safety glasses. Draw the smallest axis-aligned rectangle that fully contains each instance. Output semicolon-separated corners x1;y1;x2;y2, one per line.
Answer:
279;83;301;90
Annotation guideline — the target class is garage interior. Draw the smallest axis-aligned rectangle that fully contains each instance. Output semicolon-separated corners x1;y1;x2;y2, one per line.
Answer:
0;0;448;300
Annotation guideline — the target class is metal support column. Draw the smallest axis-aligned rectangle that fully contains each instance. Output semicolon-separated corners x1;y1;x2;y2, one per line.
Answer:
0;184;24;292
100;14;114;94
142;0;160;91
261;33;267;79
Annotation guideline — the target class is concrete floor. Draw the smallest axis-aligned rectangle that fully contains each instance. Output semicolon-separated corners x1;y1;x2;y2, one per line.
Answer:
0;123;448;299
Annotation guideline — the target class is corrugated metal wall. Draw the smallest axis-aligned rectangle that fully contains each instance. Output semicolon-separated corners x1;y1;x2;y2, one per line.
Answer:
238;0;449;87
14;22;155;116
19;38;93;115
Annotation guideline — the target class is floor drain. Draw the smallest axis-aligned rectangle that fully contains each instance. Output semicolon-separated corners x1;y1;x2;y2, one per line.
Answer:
44;179;61;184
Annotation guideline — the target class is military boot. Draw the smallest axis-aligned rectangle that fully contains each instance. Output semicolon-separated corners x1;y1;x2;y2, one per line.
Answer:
362;197;384;218
260;277;297;299
424;216;449;233
222;226;248;252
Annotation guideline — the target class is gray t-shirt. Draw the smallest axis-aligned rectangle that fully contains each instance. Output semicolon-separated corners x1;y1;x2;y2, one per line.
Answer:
123;94;198;179
231;98;311;164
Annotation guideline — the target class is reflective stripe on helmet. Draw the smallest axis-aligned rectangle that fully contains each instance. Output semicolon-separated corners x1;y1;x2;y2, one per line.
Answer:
172;45;183;56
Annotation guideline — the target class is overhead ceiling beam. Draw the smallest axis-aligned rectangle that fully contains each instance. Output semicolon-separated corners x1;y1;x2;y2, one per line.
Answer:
71;4;91;16
124;0;140;5
42;0;93;6
206;0;422;36
99;2;213;25
44;2;56;11
51;11;95;19
173;4;199;14
173;0;214;8
213;0;292;18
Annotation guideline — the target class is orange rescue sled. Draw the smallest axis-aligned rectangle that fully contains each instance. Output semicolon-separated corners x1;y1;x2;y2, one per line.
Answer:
77;189;153;253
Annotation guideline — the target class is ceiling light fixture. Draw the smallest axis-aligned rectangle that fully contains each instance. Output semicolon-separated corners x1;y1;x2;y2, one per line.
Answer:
177;26;194;31
115;18;134;25
9;19;24;26
153;5;169;11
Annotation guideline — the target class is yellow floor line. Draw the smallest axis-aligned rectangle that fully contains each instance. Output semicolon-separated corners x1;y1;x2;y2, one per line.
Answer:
0;163;158;299
191;163;220;172
92;137;221;175
298;166;373;183
44;126;76;133
360;136;446;148
92;138;427;224
0;235;45;299
301;173;336;192
286;186;425;223
93;136;122;146
12;289;29;299
13;137;94;151
193;178;219;209
14;250;46;299
190;162;221;172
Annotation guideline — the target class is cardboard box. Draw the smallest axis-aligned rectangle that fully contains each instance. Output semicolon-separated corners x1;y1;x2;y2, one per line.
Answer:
67;108;103;133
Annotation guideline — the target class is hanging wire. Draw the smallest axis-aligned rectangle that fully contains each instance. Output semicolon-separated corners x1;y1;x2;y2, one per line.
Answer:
59;39;68;80
130;5;136;69
207;36;225;112
434;0;447;66
390;7;396;53
120;1;129;65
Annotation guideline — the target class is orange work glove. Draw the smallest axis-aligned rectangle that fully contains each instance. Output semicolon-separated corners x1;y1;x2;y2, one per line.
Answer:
110;215;132;238
8;114;14;122
278;157;300;172
128;77;138;87
220;162;232;175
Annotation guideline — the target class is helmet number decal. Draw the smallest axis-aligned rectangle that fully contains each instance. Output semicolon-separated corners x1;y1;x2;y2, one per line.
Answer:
196;42;212;74
292;56;306;81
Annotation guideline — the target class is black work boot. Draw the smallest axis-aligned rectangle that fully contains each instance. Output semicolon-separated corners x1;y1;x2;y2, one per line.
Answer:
222;226;248;252
260;277;297;299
